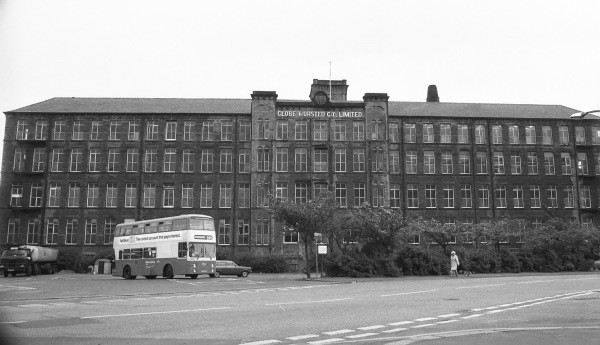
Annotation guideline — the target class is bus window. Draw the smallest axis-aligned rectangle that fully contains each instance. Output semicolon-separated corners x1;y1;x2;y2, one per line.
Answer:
158;221;172;232
188;242;216;259
172;219;187;231
177;242;187;258
203;219;215;230
143;247;156;258
119;250;123;260
189;218;204;230
131;248;142;259
147;223;158;233
123;249;131;260
124;226;133;236
133;226;142;235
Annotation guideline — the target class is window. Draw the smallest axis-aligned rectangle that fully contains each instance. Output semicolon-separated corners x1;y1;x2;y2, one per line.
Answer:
335;149;347;172
88;148;100;172
577;152;589;175
165;121;177;141
558;126;569;145
561;153;572;175
126;148;139;172
406;150;418;174
389;150;400;173
513;185;524;208
84;219;97;245
459;151;470;174
314;148;328;172
110;121;121;141
257;119;269;139
284;226;299;243
354;183;366;206
239;121;251;141
125;183;137;208
104;219;116;244
335;183;347;207
592;127;600;145
406;184;418;208
183;121;195;141
372;182;384;207
478;184;490;208
164;148;176;173
580;185;592;208
220;148;233;173
65;219;77;245
525;126;536;144
443;184;454;208
35;121;48;140
146;121;158;140
200;184;212;208
425;185;436;208
441;152;453;174
352;148;365;172
218;219;230;245
314;121;328;141
275;182;288;201
335;121;348;141
294;148;307;172
475;125;486;144
564;185;575;208
202;120;214;141
219;183;232;208
163;184;174;208
353;121;365;141
495;185;507;208
276;120;288;140
27;219;40;244
256;218;269;245
493;152;505;174
10;184;23;207
181;183;194;208
13;148;26;172
238;220;250;245
238;149;250;173
542;126;552;145
128;121;140;141
106;183;118;208
404;123;416;143
201;149;214;173
527;152;538;175
476;152;488;174
32;148;46;172
50;148;64;172
390;184;401;208
424;151;435;174
457;124;469;143
54;121;65;140
67;183;80;207
547;185;558;208
461;185;472;208
575;126;585;145
440;124;451;143
221;121;233;141
48;182;61;207
70;148;83;172
238;183;250;208
544;153;555;175
87;183;99;207
46;219;59;245
143;183;156;208
508;125;519;144
257;147;270;172
29;183;43;207
275;148;288;172
530;185;541;208
295;182;307;203
492;125;502;144
295;120;308;140
388;123;399;142
72;121;83;140
144;148;157;172
510;153;522;175
423;124;434;143
371;147;384;172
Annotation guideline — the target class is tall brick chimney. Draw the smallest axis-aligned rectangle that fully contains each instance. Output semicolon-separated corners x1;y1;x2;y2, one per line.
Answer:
427;85;439;102
309;79;348;102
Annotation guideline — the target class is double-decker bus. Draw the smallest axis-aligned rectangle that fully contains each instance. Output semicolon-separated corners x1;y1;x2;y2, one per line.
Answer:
113;214;216;279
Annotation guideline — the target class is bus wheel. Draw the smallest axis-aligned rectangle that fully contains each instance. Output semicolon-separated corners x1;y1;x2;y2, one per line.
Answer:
163;265;174;279
144;275;157;279
123;266;135;280
189;274;198;279
32;264;40;276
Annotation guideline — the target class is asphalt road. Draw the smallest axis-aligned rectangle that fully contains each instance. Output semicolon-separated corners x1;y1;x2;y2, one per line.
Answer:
0;271;598;345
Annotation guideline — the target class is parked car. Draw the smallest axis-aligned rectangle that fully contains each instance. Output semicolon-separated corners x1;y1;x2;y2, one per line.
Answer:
209;260;252;278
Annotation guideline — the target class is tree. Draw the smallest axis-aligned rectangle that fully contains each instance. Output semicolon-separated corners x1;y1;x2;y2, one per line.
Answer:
407;217;460;256
350;205;407;256
480;218;526;253
263;191;339;279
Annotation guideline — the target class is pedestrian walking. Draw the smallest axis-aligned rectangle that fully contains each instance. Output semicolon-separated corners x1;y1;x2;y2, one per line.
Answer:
450;251;459;277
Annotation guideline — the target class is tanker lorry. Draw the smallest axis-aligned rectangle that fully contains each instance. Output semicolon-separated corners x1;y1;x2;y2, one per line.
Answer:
0;245;59;277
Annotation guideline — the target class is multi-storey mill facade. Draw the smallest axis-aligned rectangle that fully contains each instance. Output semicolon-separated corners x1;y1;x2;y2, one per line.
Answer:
1;79;598;269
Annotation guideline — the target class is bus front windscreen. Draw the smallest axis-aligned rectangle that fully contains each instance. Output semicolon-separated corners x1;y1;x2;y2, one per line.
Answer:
189;218;215;230
188;242;216;259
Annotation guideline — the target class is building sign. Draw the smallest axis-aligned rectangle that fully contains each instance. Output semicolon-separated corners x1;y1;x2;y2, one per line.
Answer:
277;108;363;118
119;231;182;244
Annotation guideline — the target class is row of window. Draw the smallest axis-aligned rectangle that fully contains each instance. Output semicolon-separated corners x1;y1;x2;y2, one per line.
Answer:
11;181;597;210
15;119;600;145
13;146;597;176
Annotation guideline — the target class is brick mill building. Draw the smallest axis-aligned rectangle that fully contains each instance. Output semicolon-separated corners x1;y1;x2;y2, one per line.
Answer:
1;80;598;267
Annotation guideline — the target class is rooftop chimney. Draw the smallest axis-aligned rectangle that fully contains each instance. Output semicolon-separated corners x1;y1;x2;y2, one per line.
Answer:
426;85;439;102
310;79;348;102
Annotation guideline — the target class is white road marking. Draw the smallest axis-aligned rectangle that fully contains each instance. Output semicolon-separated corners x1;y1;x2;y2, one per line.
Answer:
437;313;461;318
0;321;27;324
265;298;352;306
437;319;459;324
382;327;408;333
323;329;355;335
346;332;379;339
81;306;230;319
515;280;554;284
462;314;483;319
286;334;319;340
456;284;505;289
358;325;385;330
411;323;436;328
415;317;437;321
381;289;439;297
389;320;414;326
308;339;345;344
239;340;281;345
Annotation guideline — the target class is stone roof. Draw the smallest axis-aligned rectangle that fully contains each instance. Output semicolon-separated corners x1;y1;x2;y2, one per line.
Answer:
6;97;580;120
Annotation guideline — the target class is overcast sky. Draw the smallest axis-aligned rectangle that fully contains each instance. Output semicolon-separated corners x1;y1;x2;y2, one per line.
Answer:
1;0;599;138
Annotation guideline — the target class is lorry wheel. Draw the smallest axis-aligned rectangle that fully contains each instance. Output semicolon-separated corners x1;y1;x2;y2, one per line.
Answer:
32;264;40;276
11;272;16;277
51;264;57;274
3;271;8;277
25;266;32;277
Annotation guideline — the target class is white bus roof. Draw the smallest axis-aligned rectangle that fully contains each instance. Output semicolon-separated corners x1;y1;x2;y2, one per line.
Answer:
116;214;212;227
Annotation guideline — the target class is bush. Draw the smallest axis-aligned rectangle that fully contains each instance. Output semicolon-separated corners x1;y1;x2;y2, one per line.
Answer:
397;246;447;276
235;254;288;273
57;247;114;273
323;251;377;278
